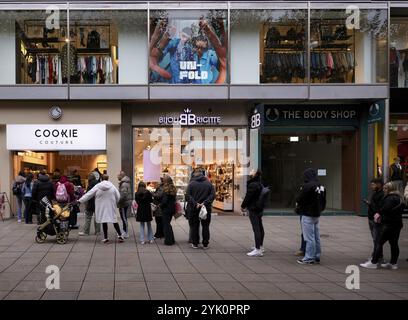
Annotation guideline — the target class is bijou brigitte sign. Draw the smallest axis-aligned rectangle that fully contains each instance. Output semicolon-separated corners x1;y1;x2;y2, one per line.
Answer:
6;125;106;150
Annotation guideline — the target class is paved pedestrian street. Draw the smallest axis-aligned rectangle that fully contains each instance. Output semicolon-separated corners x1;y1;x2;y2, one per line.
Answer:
0;214;407;300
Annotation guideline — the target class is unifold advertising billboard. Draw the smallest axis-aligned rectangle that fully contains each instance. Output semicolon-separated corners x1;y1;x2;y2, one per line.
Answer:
149;10;228;84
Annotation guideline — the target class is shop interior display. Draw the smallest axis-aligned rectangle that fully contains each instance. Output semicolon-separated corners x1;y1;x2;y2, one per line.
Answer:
390;44;408;87
261;23;307;83
310;21;355;83
207;163;234;211
17;19;117;84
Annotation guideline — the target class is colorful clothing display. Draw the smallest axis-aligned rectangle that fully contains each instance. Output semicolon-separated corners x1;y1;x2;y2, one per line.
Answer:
77;56;114;84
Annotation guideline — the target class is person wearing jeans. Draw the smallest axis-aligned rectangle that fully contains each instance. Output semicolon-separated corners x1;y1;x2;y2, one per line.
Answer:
22;173;34;224
301;216;321;262
13;171;26;222
295;168;326;265
135;181;154;244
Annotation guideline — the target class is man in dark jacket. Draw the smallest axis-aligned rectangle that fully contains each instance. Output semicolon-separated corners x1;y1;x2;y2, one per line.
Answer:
241;169;264;257
185;168;215;249
295;168;326;265
32;171;55;224
363;178;384;263
79;173;100;236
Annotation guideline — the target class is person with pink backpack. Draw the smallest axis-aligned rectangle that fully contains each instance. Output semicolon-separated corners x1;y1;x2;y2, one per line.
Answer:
55;176;75;228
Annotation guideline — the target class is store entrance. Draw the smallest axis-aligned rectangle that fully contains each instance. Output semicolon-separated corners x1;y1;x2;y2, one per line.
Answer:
133;127;246;212
261;130;358;213
13;151;107;187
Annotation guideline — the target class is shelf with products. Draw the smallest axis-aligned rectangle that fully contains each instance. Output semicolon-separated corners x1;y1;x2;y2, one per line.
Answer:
207;163;234;211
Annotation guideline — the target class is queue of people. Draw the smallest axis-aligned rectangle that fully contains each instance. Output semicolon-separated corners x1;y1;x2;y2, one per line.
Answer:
11;166;406;268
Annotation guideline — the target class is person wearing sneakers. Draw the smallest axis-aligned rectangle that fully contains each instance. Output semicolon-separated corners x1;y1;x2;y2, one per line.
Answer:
295;168;326;265
78;174;124;244
241;169;265;257
135;181;154;244
185;168;215;250
78;173;101;236
360;182;404;270
117;171;132;239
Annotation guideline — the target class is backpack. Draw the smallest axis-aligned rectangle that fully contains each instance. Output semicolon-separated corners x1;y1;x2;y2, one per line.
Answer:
56;182;69;202
256;184;270;211
12;182;22;196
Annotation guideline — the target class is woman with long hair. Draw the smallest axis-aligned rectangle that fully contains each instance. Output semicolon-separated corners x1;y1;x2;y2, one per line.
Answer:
160;175;177;245
135;181;154;244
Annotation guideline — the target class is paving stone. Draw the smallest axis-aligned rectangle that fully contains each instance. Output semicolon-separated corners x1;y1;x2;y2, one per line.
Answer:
4;291;45;300
41;291;79;300
78;291;113;300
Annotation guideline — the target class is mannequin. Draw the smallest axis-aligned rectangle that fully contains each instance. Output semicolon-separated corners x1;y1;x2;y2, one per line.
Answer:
390;41;400;87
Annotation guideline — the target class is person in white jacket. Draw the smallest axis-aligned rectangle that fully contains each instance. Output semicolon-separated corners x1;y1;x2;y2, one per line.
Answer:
79;174;124;243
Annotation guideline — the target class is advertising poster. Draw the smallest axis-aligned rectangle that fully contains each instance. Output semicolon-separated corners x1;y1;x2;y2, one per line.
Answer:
149;10;228;84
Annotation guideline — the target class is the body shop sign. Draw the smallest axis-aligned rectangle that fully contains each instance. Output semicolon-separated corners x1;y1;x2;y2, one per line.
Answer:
6;125;106;150
264;105;360;126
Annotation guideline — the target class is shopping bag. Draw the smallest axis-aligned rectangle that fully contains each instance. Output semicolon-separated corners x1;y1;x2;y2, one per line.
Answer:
131;200;138;216
199;205;207;220
174;201;184;219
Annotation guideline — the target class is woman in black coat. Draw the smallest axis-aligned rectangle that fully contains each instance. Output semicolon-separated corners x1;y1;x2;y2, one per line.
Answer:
160;175;176;246
135;182;153;244
361;182;404;270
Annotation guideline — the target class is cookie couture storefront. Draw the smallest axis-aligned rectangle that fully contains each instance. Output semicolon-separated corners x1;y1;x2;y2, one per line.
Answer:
0;101;122;219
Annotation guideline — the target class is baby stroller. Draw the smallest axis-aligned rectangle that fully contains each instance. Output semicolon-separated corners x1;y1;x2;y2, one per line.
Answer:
35;197;71;244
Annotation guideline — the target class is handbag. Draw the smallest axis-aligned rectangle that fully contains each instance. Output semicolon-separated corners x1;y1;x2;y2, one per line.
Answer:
199;205;207;220
131;200;138;216
174;201;184;219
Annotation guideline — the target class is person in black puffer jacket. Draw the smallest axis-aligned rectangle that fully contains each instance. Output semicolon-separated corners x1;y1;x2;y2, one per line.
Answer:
32;170;55;224
241;169;264;257
160;175;177;246
361;182;404;269
79;173;100;236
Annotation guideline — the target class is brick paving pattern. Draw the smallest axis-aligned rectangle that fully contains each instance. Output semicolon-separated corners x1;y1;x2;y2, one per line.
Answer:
0;215;407;300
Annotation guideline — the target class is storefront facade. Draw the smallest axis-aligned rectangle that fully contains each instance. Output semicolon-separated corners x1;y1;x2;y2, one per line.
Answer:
0;101;121;218
0;1;396;217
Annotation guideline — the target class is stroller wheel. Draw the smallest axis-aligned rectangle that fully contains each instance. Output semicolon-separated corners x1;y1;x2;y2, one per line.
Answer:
35;232;47;243
56;232;67;245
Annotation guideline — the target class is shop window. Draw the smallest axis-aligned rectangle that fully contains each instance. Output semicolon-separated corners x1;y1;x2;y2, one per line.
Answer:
66;10;147;85
389;117;408;183
133;127;245;211
390;18;408;88
230;9;307;84
149;10;228;84
310;9;387;84
0;10;68;85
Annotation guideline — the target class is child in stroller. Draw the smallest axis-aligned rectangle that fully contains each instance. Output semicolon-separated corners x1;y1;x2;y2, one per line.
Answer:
35;197;72;244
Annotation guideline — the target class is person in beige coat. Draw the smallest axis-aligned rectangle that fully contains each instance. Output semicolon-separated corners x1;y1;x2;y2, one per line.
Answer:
79;175;124;244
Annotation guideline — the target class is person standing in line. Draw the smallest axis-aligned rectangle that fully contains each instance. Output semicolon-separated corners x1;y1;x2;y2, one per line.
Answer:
185;168;215;250
295;168;326;265
294;220;306;257
51;168;61;184
78;174;124;244
135;181;154;244
360;182;404;270
241;169;265;257
32;170;55;224
92;168;102;183
160;175;177;246
362;178;385;263
12;171;26;223
390;157;404;193
152;178;165;239
21;173;34;224
79;173;101;236
117;171;132;239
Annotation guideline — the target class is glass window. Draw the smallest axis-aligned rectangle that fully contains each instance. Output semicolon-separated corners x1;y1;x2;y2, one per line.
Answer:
261;132;358;212
310;9;388;84
230;9;307;84
390;18;408;88
149;10;228;84
389;116;408;182
67;10;147;85
0;9;67;85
